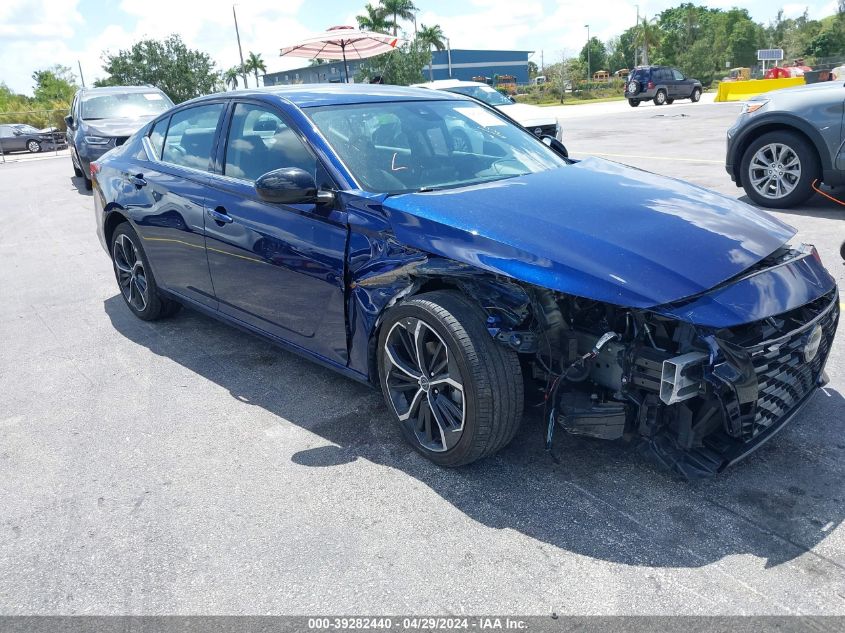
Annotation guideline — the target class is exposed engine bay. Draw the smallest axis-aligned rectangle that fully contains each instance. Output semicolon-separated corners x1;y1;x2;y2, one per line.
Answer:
479;248;839;479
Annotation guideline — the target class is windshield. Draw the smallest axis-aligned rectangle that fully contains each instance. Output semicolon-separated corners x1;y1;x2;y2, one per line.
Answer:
81;92;172;120
444;85;513;106
13;124;41;134
307;100;566;193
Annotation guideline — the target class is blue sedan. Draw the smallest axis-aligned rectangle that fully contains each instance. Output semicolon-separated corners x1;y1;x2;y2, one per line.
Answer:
92;85;838;478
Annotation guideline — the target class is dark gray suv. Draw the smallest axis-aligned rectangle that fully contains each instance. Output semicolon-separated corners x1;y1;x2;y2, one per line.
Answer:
66;86;174;189
726;81;845;208
625;65;703;107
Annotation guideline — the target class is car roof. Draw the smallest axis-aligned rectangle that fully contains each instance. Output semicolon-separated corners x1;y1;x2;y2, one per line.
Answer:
203;84;469;108
79;85;167;96
412;80;491;90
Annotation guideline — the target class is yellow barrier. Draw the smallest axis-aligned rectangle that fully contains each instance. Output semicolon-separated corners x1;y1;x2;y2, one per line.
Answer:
715;77;806;102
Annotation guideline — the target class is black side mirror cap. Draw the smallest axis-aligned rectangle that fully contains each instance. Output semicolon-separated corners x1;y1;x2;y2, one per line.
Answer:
254;167;333;205
541;135;569;159
64;115;74;128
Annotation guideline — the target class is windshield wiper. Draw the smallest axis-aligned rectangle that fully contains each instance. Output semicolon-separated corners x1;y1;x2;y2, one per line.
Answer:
416;174;521;193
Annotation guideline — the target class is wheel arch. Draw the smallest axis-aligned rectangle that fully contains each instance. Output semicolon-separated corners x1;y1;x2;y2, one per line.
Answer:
358;258;534;386
103;207;131;251
732;118;828;186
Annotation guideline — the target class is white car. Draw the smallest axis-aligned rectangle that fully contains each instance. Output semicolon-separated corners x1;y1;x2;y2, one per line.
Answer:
413;80;562;141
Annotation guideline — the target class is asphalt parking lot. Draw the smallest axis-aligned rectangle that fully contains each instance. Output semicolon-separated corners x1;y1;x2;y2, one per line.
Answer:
1;98;843;616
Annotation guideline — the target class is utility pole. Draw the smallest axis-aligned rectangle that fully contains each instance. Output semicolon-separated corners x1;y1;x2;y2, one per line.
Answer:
541;50;544;73
233;4;248;89
634;5;639;67
585;24;591;81
77;60;86;87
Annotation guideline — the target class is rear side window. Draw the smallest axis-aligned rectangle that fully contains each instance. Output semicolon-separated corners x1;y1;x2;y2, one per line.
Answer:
631;68;650;81
672;69;685;81
161;103;224;171
148;117;169;160
223;102;318;182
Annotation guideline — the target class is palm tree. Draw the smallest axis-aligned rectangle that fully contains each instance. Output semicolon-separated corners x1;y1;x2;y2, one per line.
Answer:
224;67;240;90
417;24;446;81
634;17;661;65
356;3;395;34
379;0;417;37
245;51;267;87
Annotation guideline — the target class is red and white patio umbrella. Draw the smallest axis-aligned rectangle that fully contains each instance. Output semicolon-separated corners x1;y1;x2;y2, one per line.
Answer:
280;26;401;83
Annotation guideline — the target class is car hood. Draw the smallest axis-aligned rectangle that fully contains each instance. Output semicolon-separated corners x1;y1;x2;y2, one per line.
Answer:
495;102;556;126
81;117;153;137
380;158;796;309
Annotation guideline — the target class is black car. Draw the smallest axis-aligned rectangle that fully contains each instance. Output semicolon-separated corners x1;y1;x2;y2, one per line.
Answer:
624;66;703;107
0;123;66;153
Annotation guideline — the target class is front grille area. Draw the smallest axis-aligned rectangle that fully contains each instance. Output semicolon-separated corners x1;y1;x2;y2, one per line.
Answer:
532;124;557;137
742;292;839;439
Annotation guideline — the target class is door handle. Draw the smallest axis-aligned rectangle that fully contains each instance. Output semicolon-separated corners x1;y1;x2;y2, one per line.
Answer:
127;173;147;187
207;207;233;224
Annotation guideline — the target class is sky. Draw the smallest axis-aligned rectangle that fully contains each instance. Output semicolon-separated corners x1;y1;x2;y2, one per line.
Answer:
0;0;839;96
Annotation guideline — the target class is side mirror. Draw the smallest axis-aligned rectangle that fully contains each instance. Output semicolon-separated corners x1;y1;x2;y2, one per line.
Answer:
64;115;74;128
255;167;334;205
13;130;22;136
541;135;569;159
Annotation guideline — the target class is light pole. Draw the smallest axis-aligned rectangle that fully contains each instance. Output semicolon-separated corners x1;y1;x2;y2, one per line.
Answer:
634;5;639;67
585;24;590;81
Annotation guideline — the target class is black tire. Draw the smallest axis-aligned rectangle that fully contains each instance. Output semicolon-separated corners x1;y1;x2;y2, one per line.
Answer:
628;99;640;107
653;90;667;106
377;290;524;467
71;155;83;177
110;222;181;321
690;87;702;102
665;98;675;104
84;176;92;190
840;240;845;261
27;139;41;153
739;130;819;208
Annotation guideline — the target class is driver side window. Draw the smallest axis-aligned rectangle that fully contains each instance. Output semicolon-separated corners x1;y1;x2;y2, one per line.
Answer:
224;103;317;183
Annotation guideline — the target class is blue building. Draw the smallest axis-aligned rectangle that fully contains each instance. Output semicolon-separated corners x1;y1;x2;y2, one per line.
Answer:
263;49;531;86
423;49;531;83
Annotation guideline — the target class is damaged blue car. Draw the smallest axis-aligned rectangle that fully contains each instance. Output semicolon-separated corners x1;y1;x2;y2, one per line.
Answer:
92;85;839;478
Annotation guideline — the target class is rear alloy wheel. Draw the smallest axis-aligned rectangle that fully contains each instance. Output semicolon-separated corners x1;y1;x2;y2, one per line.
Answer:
691;87;702;102
378;291;523;467
628;99;640;107
740;131;818;208
27;140;41;153
653;90;667;106
111;222;181;321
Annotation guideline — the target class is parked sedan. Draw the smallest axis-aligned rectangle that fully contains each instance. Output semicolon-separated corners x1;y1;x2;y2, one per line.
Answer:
92;85;838;478
0;123;66;153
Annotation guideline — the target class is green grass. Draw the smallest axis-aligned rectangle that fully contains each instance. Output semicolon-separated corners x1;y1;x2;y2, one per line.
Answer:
534;95;626;106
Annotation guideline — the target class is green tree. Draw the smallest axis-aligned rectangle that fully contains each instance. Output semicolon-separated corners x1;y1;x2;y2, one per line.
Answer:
245;51;267;87
355;39;428;85
634;17;662;65
224;67;241;90
32;65;78;103
579;37;608;76
527;60;539;79
356;2;395;33
416;23;446;81
96;34;217;103
379;0;418;37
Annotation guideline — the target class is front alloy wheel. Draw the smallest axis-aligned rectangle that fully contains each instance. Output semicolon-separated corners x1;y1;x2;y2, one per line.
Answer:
740;131;818;208
383;317;466;452
377;291;523;467
27;140;41;153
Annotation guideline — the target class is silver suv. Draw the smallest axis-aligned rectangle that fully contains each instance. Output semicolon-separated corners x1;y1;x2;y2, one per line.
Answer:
726;81;845;208
66;86;174;189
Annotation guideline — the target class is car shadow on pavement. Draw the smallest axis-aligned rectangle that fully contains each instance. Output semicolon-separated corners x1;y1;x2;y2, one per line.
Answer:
70;175;92;196
738;193;845;220
104;295;845;570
